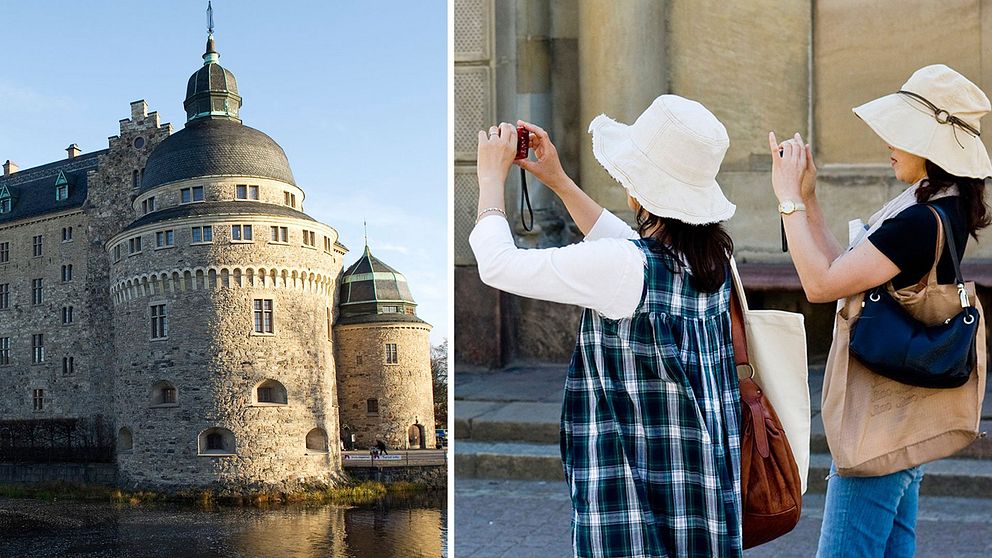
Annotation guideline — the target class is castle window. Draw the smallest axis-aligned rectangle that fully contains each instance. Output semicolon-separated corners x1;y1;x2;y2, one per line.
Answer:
0;283;8;310
113;244;121;262
32;235;42;257
381;306;399;314
54;171;69;201
357;354;363;365
270;226;288;243
302;230;316;247
62;305;74;325
366;398;379;415
231;224;253;242
150;304;168;339
142;197;156;214
118;427;133;452
31;334;44;363
62;356;74;376
284;191;297;207
32;389;44;411
128;236;142;254
62;227;73;242
385;343;398;365
0;242;8;263
253;299;273;334
150;380;178;407
326;307;332;340
198;427;236;456
235;184;260;200
306;428;329;453
323;237;332;253
132;170;139;189
61;264;72;282
0;185;10;214
0;337;9;365
155;230;175;248
180;186;204;204
253;379;288;405
31;278;43;305
191;225;213;244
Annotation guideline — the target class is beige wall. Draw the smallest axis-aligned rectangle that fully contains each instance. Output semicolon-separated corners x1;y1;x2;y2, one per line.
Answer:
815;0;988;165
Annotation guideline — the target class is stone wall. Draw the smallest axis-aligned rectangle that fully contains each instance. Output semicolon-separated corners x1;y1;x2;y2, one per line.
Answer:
345;464;447;489
335;323;436;451
109;215;343;490
453;0;992;368
0;463;117;485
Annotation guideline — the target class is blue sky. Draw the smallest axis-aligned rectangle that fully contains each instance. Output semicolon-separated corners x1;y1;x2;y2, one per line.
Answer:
0;0;449;344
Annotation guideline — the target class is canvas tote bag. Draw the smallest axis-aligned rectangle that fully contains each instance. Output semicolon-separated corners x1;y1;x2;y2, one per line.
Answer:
730;258;811;492
822;218;987;477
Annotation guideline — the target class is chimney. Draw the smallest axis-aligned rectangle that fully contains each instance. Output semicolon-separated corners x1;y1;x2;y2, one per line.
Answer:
66;144;81;159
3;160;17;176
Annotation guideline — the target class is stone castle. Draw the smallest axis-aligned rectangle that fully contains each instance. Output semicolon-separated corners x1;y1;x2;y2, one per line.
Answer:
0;31;434;490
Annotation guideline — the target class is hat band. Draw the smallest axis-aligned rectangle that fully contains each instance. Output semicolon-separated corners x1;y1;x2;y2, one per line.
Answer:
897;90;981;148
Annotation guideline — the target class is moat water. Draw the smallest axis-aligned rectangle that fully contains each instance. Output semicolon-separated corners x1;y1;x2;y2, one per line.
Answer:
0;491;446;557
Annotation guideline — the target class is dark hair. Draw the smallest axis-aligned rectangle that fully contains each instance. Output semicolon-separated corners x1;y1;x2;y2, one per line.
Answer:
917;160;991;239
635;208;734;293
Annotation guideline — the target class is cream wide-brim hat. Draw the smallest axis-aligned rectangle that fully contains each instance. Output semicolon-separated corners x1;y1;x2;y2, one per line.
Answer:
588;95;736;225
853;64;992;179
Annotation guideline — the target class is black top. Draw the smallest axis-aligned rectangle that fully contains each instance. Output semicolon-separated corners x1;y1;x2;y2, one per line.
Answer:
867;196;968;290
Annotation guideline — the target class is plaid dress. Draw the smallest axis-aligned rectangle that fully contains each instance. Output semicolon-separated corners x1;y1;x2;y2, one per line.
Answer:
561;238;743;557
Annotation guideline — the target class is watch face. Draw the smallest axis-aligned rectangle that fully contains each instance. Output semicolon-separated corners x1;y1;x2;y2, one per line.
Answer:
780;200;797;214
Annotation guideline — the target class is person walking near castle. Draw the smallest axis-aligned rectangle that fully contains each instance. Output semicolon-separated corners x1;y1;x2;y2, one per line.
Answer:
769;64;991;557
471;95;742;556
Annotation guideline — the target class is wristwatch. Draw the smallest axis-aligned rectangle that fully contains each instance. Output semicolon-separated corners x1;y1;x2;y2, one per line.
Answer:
778;200;806;215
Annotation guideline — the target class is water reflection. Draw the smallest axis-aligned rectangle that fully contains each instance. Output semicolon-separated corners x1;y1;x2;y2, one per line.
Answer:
0;492;446;557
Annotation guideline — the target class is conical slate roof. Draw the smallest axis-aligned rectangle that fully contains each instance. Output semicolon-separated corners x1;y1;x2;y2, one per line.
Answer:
338;245;425;325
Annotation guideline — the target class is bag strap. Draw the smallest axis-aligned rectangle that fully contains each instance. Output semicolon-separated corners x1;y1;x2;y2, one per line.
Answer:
921;205;946;287
729;263;772;458
927;204;972;309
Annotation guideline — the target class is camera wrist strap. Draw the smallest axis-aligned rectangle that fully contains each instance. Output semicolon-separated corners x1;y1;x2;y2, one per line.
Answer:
520;167;534;231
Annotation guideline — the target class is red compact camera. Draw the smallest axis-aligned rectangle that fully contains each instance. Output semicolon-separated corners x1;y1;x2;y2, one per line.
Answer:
515;127;530;160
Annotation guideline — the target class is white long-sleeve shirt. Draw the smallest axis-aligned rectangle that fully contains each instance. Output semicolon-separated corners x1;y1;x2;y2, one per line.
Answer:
469;209;646;320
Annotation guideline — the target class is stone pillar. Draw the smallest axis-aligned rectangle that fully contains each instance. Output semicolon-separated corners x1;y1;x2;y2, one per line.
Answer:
578;0;667;218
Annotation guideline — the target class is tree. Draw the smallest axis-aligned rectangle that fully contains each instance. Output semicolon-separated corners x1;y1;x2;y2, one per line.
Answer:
431;339;448;429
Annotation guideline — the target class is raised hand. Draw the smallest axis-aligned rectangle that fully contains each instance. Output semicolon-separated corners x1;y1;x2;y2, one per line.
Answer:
477;122;518;185
769;131;807;203
515;120;570;191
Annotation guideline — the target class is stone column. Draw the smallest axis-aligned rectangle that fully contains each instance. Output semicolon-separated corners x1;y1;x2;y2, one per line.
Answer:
578;0;667;218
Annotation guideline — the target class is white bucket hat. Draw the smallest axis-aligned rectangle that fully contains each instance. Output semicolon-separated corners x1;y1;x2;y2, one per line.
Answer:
588;94;735;225
853;64;992;179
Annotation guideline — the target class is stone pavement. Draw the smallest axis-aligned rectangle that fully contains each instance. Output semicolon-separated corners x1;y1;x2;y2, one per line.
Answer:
454;363;992;556
455;479;992;557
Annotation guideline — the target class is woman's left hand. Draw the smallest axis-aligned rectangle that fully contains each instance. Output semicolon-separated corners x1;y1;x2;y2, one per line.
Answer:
477;122;518;186
769;131;806;202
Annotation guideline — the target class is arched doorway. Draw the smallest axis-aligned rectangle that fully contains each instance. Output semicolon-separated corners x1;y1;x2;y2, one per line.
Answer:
408;424;426;449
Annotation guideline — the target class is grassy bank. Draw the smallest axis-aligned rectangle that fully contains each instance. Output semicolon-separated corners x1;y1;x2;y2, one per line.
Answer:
0;479;429;507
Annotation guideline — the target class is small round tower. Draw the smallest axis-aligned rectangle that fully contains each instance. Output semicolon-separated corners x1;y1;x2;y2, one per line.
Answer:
334;244;435;450
106;32;344;490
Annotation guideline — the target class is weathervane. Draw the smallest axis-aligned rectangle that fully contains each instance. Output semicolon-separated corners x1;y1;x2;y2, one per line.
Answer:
207;1;214;35
364;220;369;247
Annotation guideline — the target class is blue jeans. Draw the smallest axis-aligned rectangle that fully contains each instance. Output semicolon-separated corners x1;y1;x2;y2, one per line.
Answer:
816;463;925;558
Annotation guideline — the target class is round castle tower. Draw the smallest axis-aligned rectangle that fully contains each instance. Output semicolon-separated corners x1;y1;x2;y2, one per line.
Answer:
334;244;435;450
106;33;344;490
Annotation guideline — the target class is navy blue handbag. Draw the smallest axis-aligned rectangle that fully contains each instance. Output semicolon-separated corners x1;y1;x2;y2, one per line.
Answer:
849;205;979;389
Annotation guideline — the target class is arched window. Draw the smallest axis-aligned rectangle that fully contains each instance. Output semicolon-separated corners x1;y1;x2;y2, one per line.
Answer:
306;428;329;453
253;379;288;405
150;380;178;406
118;427;133;452
198;427;236;456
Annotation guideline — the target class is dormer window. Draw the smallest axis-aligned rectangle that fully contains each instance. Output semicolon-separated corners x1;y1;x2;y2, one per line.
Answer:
54;171;69;201
0;185;10;214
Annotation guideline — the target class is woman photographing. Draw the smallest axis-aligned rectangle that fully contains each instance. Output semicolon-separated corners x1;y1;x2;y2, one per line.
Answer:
770;64;991;557
471;96;743;557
